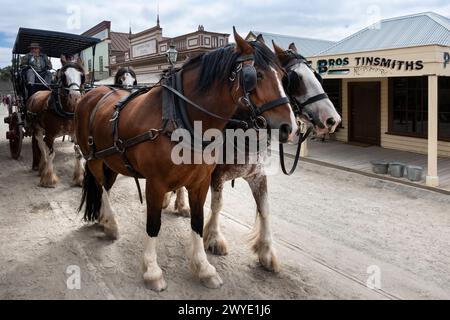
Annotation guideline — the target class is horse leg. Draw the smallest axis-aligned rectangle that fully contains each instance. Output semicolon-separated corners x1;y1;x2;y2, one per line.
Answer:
174;187;190;217
103;165;119;192
162;192;172;209
80;160;119;240
32;133;41;171
245;174;280;272
204;180;228;255
143;180;167;292
188;179;223;289
72;143;84;187
39;135;59;188
35;127;47;176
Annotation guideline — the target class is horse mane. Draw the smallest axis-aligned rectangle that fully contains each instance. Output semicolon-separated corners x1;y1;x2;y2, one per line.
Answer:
182;41;281;92
114;67;137;85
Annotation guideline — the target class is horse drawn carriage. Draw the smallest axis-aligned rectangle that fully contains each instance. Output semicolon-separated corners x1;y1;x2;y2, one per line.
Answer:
4;27;100;159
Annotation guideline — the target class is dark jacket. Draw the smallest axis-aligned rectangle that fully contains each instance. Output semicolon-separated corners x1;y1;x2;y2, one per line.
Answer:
20;53;52;72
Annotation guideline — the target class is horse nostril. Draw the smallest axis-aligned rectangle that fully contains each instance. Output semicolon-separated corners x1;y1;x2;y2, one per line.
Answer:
326;117;336;127
281;123;292;135
279;123;292;142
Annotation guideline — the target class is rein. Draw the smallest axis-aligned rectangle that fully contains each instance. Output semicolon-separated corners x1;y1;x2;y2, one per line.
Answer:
161;84;248;129
279;126;313;176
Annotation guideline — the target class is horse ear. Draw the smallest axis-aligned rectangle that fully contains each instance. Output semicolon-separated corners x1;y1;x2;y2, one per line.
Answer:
272;41;285;59
256;34;265;44
60;54;67;65
289;43;299;53
76;57;84;66
233;26;253;55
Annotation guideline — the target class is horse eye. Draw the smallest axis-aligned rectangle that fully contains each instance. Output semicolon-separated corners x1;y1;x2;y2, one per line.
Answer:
256;72;263;80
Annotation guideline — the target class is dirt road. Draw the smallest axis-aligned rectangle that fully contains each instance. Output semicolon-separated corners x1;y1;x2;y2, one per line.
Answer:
0;106;449;300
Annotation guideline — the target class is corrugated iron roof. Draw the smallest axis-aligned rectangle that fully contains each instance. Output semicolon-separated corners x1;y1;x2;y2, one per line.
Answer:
318;12;450;55
247;31;335;57
110;32;130;53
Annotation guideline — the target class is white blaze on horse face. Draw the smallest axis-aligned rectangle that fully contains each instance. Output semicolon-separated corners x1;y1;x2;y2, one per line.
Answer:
270;67;298;142
65;67;83;99
121;72;136;88
294;64;341;134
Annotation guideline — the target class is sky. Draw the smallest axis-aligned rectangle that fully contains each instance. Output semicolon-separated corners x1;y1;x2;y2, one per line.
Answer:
0;0;449;67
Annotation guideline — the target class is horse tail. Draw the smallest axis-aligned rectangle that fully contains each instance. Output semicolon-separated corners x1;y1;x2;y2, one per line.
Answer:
79;162;102;222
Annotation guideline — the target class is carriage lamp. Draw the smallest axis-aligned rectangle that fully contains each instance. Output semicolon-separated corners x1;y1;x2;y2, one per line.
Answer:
166;45;178;67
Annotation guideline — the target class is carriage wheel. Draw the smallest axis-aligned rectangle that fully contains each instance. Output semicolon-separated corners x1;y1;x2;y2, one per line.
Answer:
6;112;23;160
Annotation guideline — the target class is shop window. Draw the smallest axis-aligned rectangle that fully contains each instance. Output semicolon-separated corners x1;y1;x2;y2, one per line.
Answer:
389;77;428;137
322;79;342;123
439;76;450;140
99;56;104;72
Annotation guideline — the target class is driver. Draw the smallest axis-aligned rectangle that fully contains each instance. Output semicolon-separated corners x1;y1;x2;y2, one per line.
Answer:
20;42;53;88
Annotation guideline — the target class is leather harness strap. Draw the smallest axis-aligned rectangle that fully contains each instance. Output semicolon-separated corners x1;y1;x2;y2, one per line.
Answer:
94;129;161;159
85;87;119;160
83;51;296;200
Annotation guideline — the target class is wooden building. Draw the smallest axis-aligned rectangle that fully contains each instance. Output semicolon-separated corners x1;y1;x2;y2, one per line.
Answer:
105;22;229;85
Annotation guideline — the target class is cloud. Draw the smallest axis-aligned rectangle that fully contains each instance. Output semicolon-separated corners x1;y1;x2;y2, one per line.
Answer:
0;47;11;67
0;0;448;67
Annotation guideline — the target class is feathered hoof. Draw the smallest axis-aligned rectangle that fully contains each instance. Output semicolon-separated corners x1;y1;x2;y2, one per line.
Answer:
254;243;281;273
72;175;84;188
144;275;167;292
39;173;59;188
200;273;223;289
103;226;119;241
204;227;229;255
174;207;191;218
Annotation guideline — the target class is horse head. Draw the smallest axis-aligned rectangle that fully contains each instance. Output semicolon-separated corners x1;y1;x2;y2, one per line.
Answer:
231;28;298;143
115;67;137;88
59;55;86;108
272;41;341;135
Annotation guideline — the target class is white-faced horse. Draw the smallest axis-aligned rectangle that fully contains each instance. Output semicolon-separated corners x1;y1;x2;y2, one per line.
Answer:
27;55;86;187
114;67;137;88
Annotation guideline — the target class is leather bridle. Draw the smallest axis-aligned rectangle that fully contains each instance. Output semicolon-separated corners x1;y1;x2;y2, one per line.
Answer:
283;51;329;120
229;53;290;130
278;50;330;176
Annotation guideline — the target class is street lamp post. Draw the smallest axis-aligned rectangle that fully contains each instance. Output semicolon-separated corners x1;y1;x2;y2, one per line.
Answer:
166;45;178;71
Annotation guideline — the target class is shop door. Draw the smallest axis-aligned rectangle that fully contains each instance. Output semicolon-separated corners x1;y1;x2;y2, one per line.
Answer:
349;82;381;145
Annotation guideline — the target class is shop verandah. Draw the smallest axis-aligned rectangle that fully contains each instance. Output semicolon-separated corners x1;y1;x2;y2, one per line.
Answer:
282;139;450;193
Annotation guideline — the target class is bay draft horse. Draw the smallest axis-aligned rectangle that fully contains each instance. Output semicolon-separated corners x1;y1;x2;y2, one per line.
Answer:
170;37;342;272
75;28;298;291
27;55;86;187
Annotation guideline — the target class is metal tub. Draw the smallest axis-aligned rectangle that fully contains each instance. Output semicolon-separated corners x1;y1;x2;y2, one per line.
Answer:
406;165;424;182
389;162;405;178
370;160;389;174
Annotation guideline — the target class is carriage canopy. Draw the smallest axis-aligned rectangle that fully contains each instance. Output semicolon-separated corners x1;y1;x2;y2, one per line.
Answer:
13;28;101;57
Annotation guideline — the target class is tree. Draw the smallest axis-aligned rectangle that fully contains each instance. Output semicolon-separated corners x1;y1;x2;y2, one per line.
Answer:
0;66;12;81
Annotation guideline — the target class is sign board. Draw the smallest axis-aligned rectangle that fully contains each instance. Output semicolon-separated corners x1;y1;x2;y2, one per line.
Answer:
318;56;424;75
132;40;157;58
